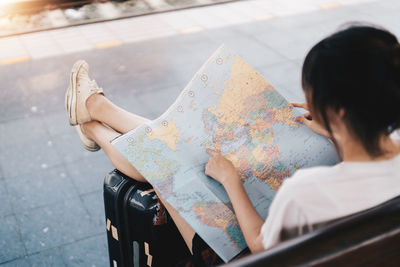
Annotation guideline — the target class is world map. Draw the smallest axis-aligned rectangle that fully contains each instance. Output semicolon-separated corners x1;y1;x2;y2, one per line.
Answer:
112;45;339;262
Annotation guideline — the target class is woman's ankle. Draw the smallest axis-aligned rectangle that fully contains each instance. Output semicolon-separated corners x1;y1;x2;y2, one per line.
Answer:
81;121;99;141
86;93;104;121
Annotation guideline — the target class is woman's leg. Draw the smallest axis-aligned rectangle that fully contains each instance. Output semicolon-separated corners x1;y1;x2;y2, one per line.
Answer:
82;94;196;252
82;121;147;182
156;191;196;254
86;93;149;134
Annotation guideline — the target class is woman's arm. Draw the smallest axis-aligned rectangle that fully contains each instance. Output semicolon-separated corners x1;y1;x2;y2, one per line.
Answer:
205;149;265;253
223;176;265;252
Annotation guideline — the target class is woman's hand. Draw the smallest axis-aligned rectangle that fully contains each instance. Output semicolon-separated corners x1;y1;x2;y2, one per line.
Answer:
205;149;240;186
291;102;330;138
206;149;265;253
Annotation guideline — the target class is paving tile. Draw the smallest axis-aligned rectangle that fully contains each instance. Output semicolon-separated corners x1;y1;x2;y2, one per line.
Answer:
130;65;189;94
0;68;42;122
87;39;160;71
258;61;304;101
63;42;183;94
0;100;30;123
0;215;26;263
76;23;119;46
61;234;108;267
254;24;327;61
266;3;358;29
170;62;210;90
45;49;122;90
154;32;219;65
278;80;306;104
116;33;220;87
0;57;70;119
250;4;384;61
136;85;186;117
0;37;29;61
252;0;318;16
158;11;200;31
112;88;155;119
0;115;48;150
81;190;106;232
0;256;31;267
15;61;69;97
16;197;98;254
126;32;217;68
343;0;379;4
52;132;94;163
259;61;301;88
352;2;400;35
205;3;253;25
106;63;181;95
6;166;78;213
222;35;288;69
27;247;66;267
378;0;400;8
106;15;176;43
183;7;231;29
41;111;75;137
106;89;156;121
0;179;13;218
231;20;279;37
0;135;62;178
19;32;61;60
50;28;93;54
0;70;26;104
203;26;243;45
30;92;66;116
18;79;68;116
66;154;113;195
228;0;278;20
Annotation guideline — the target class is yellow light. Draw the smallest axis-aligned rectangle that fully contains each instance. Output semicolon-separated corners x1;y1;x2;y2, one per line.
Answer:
1;56;30;65
0;0;17;16
321;3;341;10
0;0;17;7
0;0;37;15
253;14;275;21
179;26;204;35
95;40;122;49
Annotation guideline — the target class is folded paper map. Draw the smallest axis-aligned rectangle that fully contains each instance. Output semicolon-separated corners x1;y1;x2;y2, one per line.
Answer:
112;45;339;262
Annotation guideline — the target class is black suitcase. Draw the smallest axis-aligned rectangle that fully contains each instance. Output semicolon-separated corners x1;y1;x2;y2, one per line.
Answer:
104;169;134;267
103;169;190;267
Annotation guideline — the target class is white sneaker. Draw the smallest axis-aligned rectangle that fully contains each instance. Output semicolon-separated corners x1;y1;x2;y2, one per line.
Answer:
65;60;103;151
75;125;100;152
65;60;104;126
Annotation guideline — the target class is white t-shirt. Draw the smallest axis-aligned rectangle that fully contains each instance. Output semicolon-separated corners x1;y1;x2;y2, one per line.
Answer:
261;132;400;250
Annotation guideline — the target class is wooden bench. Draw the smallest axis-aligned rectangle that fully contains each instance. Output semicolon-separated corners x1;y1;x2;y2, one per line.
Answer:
225;196;400;266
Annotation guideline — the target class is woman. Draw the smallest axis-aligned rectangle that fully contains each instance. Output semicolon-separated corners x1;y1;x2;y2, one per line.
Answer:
65;24;400;265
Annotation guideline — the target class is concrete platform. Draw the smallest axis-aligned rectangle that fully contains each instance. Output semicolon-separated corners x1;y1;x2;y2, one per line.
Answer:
1;0;400;265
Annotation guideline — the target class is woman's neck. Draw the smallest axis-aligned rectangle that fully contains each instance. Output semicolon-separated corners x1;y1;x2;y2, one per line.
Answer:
339;135;400;162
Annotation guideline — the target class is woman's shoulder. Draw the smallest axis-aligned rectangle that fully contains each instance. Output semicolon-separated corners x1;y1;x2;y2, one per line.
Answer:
277;152;400;204
272;164;342;207
283;164;341;188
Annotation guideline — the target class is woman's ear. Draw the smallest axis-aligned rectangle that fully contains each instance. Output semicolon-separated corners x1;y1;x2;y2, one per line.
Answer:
326;107;344;127
338;108;345;119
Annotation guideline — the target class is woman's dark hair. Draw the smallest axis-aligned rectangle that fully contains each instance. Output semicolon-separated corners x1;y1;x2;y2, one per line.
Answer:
302;23;400;157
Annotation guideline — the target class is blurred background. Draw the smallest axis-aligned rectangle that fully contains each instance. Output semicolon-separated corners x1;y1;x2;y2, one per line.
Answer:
0;0;399;266
0;0;237;37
